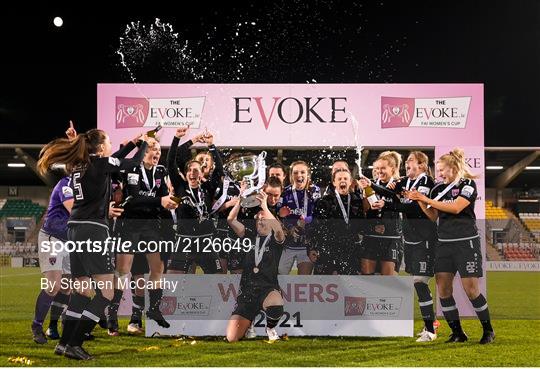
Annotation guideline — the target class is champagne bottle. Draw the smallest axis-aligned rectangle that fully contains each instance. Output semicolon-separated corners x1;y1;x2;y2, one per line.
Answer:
364;185;379;206
146;124;162;138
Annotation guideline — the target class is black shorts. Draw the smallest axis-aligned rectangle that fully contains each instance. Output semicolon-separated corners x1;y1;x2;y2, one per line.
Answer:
434;236;483;277
119;226;162;254
361;236;402;264
68;223;114;278
168;235;223;274
232;286;280;322
404;240;435;277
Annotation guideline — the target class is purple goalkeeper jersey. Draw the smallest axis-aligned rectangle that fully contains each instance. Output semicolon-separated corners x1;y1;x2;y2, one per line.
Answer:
41;177;73;241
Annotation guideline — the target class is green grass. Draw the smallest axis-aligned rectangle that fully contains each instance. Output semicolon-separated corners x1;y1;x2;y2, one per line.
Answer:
0;267;539;367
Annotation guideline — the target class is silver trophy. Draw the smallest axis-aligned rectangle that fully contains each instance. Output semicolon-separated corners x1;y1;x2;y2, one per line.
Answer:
224;151;267;208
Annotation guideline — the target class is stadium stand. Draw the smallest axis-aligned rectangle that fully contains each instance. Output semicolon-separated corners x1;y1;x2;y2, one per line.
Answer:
519;213;540;241
484;199;540;261
0;199;46;220
0;199;44;257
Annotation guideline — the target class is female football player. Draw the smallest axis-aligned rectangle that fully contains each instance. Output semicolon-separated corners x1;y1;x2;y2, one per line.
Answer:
278;161;321;275
311;168;365;274
106;137;178;334
405;148;494;344
167;127;224;274
38;129;148;360
358;151;403;275
226;191;286;342
32;176;73;344
389;151;439;341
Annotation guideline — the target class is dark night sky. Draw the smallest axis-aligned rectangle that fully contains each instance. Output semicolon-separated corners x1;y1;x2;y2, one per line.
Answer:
1;1;539;146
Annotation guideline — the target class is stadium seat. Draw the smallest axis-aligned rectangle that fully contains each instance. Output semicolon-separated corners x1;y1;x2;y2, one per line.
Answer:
485;201;510;220
0;199;45;220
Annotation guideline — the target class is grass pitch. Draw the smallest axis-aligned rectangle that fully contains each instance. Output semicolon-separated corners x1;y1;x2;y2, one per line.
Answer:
0;267;538;367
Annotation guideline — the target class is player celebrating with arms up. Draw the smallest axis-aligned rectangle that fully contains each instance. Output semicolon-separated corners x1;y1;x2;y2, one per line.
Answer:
106;137;178;335
167;127;224;274
405;148;495;344
38;129;148;360
226;191;286;342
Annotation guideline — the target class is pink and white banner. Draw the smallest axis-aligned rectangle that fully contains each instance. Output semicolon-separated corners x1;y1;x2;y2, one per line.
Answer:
98;84;483;148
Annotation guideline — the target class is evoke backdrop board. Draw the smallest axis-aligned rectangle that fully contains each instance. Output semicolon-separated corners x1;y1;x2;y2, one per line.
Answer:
97;84;483;148
99;83;485;324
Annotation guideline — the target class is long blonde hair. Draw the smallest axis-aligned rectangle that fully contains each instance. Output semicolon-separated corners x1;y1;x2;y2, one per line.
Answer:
437;148;478;179
377;151;402;180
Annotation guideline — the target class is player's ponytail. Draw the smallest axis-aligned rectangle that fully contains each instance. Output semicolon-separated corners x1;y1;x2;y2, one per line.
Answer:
38;129;107;175
409;151;432;177
438;147;478;180
378;151;402;180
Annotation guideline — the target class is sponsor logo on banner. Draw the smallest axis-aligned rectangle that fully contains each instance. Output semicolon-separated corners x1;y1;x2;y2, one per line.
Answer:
344;297;403;317
487;261;540;272
115;96;205;128
344;296;366;316
233;97;348;129
160;296;177;315
381;97;471;129
161;296;212;317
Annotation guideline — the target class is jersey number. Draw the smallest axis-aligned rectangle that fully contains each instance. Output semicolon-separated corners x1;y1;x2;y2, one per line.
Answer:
73;172;84;200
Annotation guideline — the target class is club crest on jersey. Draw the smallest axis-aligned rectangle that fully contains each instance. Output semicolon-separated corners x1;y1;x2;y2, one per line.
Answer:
290;208;306;216
155;179;161;188
452;189;460;197
417;186;430;195
127;173;139;185
49;257;57;265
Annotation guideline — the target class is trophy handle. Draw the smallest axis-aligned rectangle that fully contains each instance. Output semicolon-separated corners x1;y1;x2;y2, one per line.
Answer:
241;151;267;200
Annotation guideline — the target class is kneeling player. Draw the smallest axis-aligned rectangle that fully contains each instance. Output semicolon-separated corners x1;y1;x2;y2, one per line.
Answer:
226;191;286;342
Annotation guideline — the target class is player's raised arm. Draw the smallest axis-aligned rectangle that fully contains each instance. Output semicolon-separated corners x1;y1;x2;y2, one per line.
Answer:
227;197;245;238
